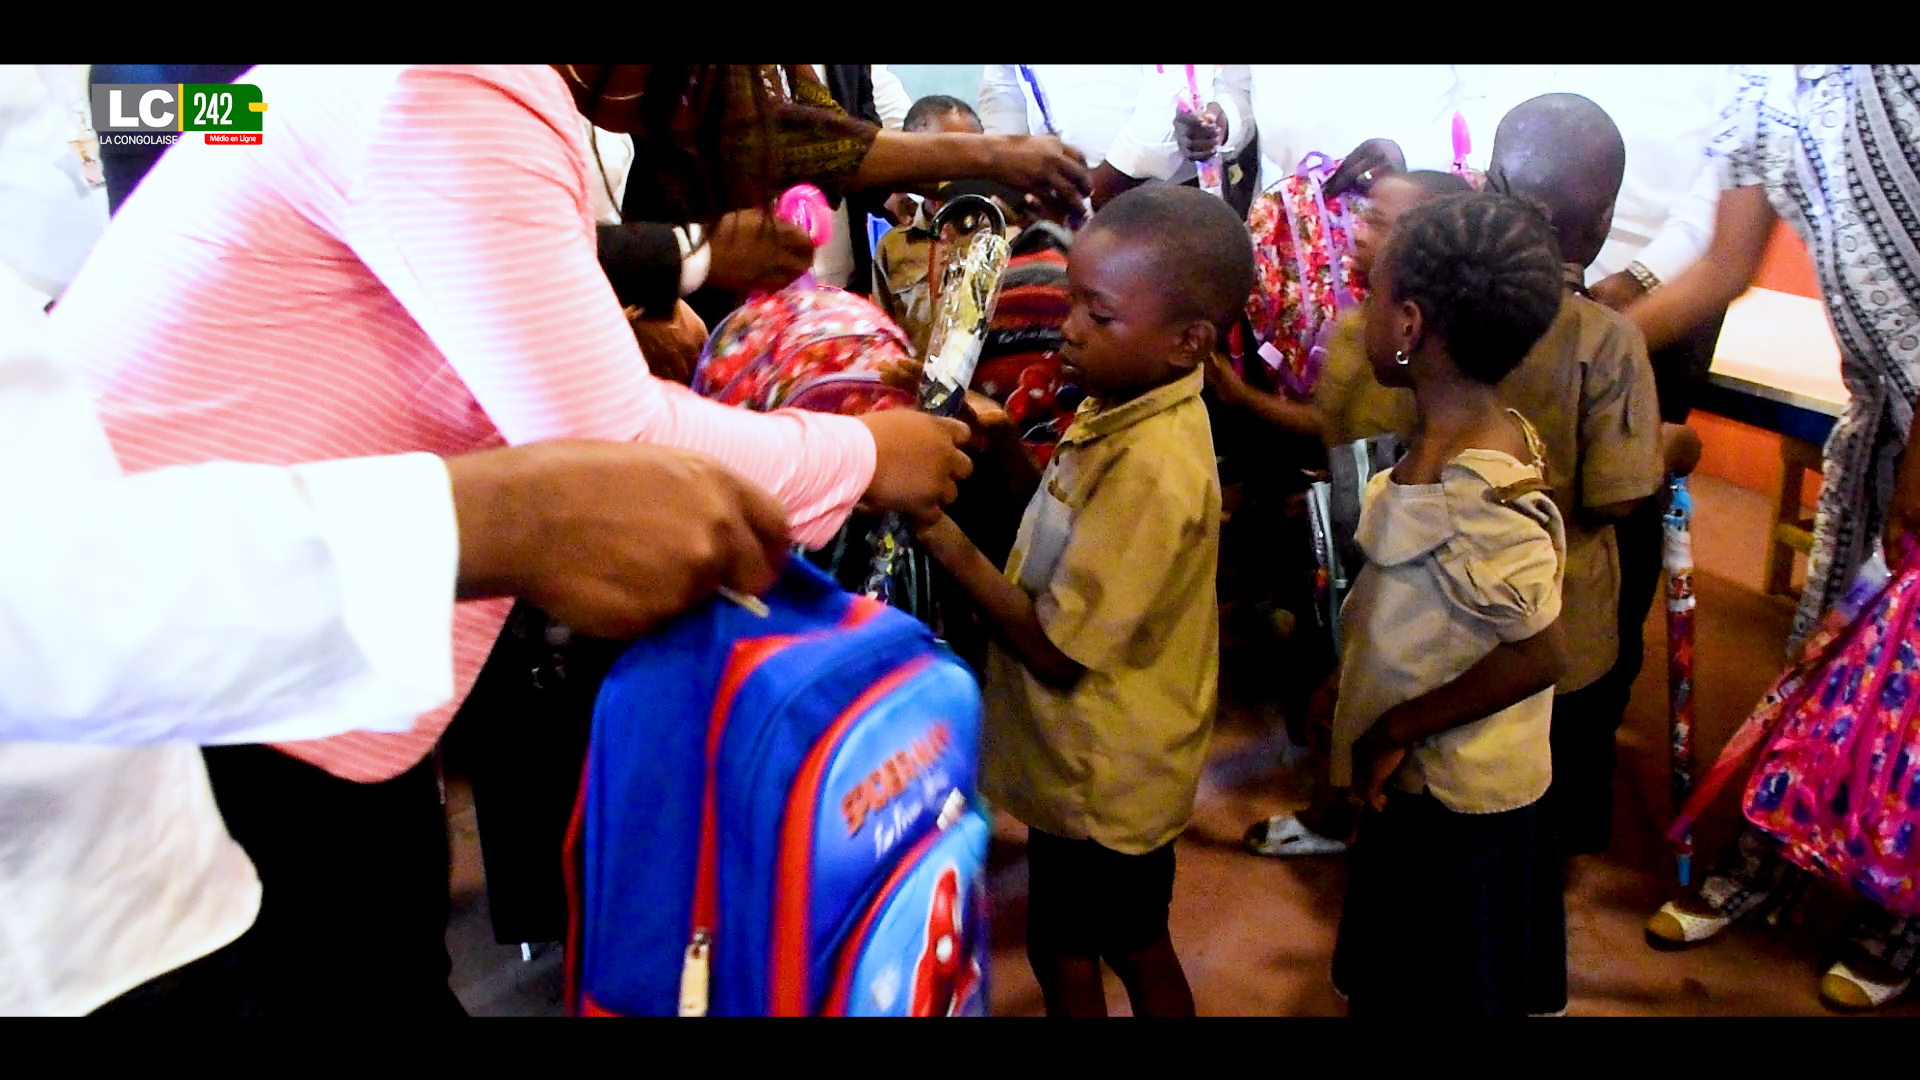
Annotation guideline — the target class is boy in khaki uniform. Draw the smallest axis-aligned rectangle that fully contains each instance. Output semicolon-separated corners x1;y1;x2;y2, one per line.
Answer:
1484;95;1666;861
914;186;1254;1017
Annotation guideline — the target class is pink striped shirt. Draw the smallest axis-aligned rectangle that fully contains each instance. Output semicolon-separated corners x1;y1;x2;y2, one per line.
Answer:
51;65;876;783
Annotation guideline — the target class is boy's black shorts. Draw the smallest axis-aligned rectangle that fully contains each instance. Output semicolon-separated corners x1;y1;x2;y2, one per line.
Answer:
1025;828;1176;957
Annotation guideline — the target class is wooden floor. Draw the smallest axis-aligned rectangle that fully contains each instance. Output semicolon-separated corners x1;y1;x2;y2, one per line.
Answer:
442;473;1920;1016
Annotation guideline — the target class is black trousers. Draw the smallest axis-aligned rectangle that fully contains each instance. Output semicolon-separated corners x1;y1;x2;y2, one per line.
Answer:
187;744;465;1016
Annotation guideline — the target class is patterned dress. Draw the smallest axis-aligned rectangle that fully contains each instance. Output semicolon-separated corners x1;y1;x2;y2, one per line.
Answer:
1711;66;1920;654
1695;65;1920;972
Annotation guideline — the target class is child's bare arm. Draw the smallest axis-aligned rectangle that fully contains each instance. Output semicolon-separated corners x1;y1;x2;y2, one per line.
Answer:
1204;353;1325;440
914;512;1086;688
1352;620;1567;806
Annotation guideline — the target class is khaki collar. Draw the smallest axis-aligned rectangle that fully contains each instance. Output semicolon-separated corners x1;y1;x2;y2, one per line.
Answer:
1359;411;1551;567
1061;365;1204;446
1563;262;1590;298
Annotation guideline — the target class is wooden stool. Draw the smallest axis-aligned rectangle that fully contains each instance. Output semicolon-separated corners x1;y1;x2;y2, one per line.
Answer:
1764;435;1824;604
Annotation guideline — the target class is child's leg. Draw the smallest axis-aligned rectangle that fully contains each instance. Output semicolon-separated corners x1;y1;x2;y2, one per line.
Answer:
1027;947;1108;1017
1094;838;1195;1017
1106;933;1196;1017
1024;829;1109;1017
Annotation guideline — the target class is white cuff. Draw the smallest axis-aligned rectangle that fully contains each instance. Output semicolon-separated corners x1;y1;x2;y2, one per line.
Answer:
285;452;457;732
677;225;710;297
1217;97;1249;158
1634;236;1694;289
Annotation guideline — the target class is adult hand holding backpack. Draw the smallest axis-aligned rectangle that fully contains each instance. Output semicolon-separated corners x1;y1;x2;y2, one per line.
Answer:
1321;138;1407;201
448;440;791;639
703;209;818;295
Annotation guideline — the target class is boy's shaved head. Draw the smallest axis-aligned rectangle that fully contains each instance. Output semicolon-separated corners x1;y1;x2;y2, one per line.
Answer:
904;94;981;133
1084;185;1255;329
1487;93;1626;268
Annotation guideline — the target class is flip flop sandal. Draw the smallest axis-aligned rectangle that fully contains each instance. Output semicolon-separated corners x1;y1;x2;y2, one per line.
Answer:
1243;813;1350;857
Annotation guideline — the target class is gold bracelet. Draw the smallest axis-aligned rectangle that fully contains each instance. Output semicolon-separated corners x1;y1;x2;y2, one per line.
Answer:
1626;260;1662;293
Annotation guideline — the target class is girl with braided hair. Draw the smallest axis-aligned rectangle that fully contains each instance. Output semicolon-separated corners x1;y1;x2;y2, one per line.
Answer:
1326;191;1573;1016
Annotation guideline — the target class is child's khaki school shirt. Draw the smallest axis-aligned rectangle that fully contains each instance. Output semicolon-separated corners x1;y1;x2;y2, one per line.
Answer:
1308;268;1660;695
1330;420;1568;815
981;365;1221;856
1310;311;1416;450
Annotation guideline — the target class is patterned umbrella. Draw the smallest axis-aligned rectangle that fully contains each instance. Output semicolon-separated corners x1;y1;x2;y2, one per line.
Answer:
862;196;1010;605
1664;475;1697;885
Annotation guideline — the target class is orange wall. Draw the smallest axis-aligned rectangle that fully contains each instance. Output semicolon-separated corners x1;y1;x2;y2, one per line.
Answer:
1694;220;1825;506
1694;410;1822;510
1751;218;1822;299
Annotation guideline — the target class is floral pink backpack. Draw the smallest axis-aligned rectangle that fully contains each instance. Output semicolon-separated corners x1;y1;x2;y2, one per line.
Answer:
1673;539;1920;914
692;285;917;417
1239;119;1483;401
1241;152;1366;401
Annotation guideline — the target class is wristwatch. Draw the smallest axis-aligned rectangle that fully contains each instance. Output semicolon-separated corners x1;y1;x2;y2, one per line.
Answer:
1625;260;1662;294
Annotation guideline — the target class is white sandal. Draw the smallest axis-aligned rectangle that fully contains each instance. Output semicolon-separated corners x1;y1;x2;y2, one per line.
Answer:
1644;900;1730;947
1244;813;1349;857
1820;961;1911;1010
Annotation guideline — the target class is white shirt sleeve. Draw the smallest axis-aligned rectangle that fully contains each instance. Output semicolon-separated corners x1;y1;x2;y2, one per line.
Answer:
1103;65;1185;182
1214;65;1254;158
1633;161;1722;284
0;267;458;747
871;65;912;130
978;65;1032;136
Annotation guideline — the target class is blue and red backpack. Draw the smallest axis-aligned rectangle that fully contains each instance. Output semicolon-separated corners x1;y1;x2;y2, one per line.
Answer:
564;559;990;1016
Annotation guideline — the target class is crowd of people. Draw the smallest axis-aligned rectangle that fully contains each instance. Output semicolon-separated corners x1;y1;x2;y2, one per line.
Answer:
2;62;1918;1017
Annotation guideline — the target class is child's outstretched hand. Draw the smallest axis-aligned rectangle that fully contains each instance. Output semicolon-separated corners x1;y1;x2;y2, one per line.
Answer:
957;390;1016;453
1203;350;1248;406
908;505;952;537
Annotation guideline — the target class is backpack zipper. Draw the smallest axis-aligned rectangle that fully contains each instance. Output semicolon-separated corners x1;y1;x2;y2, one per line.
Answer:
682;598;887;1017
683;635;800;1017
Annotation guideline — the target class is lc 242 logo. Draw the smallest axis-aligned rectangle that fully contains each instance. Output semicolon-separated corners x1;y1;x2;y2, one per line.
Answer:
91;83;269;145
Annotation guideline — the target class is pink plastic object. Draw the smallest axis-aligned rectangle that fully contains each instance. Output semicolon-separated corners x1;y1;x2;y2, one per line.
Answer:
1177;65;1224;198
777;184;834;248
1451;111;1472;178
761;184;832;297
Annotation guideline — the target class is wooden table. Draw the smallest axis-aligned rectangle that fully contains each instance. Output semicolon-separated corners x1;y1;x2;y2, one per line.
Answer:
1693;286;1846;603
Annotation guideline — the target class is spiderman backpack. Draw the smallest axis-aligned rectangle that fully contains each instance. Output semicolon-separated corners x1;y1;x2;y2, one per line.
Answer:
564;558;992;1016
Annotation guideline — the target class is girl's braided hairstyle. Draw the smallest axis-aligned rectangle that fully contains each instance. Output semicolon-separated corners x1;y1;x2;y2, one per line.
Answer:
1382;190;1565;386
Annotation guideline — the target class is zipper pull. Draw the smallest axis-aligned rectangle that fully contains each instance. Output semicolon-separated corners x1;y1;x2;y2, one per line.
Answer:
679;930;712;1016
936;789;967;831
718;587;770;618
